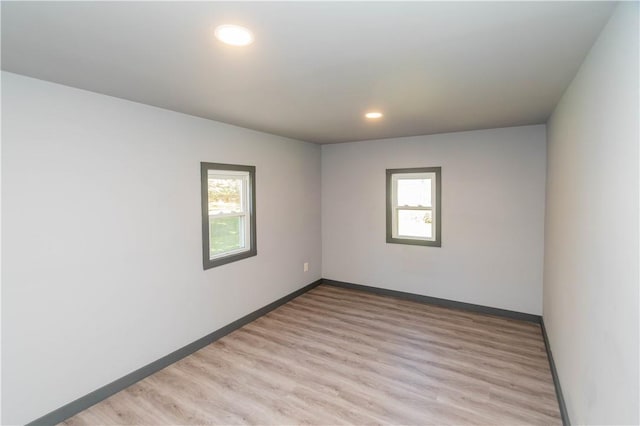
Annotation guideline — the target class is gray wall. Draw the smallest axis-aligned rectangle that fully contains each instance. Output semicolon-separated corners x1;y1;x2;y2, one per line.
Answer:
1;72;322;425
322;125;546;315
543;3;639;424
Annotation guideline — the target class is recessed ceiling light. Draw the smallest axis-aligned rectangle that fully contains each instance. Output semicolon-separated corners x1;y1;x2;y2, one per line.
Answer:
365;111;383;119
214;25;254;46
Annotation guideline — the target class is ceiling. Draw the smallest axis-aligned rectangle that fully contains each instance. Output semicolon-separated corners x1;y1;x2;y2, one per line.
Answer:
1;1;615;144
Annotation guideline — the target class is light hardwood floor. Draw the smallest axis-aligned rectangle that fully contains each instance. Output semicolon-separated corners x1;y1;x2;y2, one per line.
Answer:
62;285;561;425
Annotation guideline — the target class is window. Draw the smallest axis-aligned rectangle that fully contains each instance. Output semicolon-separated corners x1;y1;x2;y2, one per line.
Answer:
386;167;441;247
201;162;256;269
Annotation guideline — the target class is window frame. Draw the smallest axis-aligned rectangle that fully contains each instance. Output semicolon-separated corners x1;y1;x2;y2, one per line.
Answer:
201;162;257;270
386;167;442;247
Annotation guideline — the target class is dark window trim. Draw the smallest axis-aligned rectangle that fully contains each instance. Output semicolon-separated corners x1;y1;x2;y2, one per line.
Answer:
386;166;441;247
201;162;257;270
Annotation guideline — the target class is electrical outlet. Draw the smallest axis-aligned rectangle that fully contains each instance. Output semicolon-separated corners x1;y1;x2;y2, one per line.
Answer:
303;262;309;272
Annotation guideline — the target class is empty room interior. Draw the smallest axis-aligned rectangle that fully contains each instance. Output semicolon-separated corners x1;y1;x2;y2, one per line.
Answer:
1;1;639;425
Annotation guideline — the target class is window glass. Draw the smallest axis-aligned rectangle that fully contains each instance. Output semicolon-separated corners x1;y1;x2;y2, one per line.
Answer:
397;178;431;207
398;209;433;238
209;216;245;257
208;176;243;214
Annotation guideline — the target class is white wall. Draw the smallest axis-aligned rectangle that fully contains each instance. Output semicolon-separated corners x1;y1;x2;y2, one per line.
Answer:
543;3;639;424
1;72;322;425
322;125;546;315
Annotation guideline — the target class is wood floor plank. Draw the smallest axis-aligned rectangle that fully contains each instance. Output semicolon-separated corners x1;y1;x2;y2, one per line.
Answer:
61;285;561;425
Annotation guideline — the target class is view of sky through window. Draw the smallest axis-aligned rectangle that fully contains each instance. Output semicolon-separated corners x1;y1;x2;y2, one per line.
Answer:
397;178;431;207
